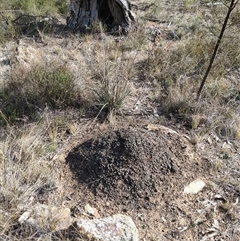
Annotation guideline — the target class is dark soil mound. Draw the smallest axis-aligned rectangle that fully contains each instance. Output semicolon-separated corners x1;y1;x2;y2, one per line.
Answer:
66;127;199;207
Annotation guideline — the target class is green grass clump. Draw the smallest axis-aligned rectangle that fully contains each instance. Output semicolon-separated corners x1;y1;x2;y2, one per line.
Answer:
93;70;131;120
0;64;82;125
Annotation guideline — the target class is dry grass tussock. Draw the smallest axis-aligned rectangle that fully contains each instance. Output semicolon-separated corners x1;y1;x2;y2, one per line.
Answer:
0;0;240;240
0;118;59;240
0;109;81;240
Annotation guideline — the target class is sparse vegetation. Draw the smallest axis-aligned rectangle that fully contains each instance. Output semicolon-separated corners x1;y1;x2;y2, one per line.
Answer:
197;0;239;99
0;63;82;125
0;0;68;16
0;0;240;240
91;50;133;121
0;0;68;43
0;120;60;240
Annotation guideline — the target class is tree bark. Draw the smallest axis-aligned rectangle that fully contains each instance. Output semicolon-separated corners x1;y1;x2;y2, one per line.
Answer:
67;0;135;33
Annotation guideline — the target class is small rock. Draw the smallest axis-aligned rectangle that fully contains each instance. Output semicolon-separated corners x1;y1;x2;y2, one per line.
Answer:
184;179;206;194
18;204;71;231
222;142;232;149
84;203;100;218
66;214;139;241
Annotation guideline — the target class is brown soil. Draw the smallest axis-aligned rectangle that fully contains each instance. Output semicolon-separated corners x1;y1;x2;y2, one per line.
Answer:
52;117;240;240
66;127;205;210
1;1;239;240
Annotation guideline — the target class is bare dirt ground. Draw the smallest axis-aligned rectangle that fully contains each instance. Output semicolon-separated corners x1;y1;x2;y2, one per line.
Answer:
49;115;240;241
1;1;240;240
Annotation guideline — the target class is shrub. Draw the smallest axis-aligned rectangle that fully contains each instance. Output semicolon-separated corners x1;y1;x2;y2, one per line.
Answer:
0;63;82;125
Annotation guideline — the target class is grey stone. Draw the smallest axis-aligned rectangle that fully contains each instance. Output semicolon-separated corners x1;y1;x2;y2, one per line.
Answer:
18;204;71;231
184;179;206;194
67;214;139;241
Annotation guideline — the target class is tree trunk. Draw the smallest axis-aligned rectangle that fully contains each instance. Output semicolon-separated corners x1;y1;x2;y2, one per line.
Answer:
67;0;135;33
197;0;239;100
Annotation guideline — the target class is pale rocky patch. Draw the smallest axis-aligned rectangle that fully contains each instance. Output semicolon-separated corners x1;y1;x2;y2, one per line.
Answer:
18;204;71;231
66;214;139;241
84;203;100;218
184;179;206;194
